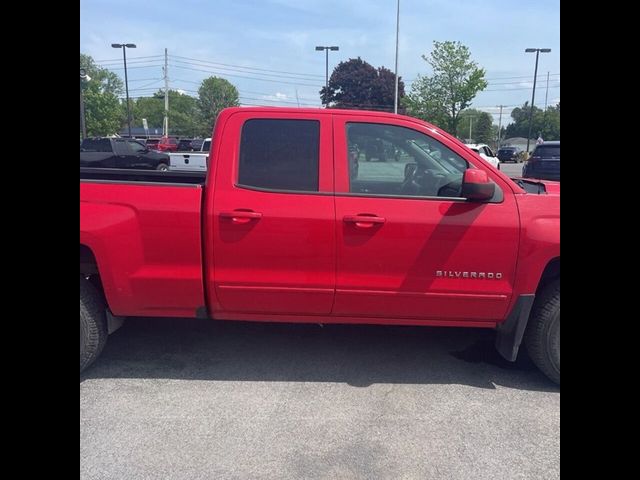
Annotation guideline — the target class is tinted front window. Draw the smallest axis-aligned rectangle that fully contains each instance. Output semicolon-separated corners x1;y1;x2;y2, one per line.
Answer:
239;119;320;192
533;145;560;157
202;140;211;151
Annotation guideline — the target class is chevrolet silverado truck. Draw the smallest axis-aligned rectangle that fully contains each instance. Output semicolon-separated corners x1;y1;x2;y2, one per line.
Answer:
80;107;560;383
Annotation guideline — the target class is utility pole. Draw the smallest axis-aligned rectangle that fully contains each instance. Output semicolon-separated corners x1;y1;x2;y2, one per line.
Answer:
497;105;504;147
295;88;300;107
163;48;169;136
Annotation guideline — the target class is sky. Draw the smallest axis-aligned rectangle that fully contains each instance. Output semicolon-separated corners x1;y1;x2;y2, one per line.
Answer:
80;0;560;126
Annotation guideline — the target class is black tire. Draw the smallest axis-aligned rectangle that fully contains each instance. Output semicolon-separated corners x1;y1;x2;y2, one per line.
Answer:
524;279;560;384
156;163;169;171
80;275;107;373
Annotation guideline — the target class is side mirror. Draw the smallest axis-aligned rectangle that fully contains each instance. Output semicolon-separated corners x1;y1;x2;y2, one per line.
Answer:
461;169;495;201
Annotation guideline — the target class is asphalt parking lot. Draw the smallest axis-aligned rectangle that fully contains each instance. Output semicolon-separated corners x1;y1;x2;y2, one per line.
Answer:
80;317;559;480
499;161;525;178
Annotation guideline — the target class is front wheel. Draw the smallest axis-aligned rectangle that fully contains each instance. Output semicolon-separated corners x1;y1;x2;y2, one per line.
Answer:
80;275;107;373
156;163;169;172
524;280;560;384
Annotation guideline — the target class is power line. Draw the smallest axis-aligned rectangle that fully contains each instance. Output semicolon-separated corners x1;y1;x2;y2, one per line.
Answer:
169;63;323;88
484;84;559;92
170;58;325;83
171;54;324;79
94;55;163;63
127;77;163;83
100;64;164;71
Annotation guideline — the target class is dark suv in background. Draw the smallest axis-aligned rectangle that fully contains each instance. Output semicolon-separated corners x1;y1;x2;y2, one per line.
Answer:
497;146;523;163
523;141;560;181
177;138;194;151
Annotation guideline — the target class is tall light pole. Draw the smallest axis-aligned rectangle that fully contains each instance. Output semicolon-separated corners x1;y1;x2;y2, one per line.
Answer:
524;48;551;153
111;43;136;137
394;0;400;114
80;68;91;140
315;46;339;107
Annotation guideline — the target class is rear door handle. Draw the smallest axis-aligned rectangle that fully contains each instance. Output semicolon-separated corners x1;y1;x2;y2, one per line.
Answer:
220;210;263;224
343;214;386;228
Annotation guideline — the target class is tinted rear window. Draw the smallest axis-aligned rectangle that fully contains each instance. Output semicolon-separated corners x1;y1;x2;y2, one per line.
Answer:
498;148;516;153
239;119;320;192
533;145;560;157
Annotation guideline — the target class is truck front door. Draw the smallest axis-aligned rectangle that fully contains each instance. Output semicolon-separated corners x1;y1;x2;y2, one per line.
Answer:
208;112;335;315
332;115;520;323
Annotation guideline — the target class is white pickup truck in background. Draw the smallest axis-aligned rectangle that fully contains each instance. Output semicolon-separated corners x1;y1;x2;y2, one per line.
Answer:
168;138;211;171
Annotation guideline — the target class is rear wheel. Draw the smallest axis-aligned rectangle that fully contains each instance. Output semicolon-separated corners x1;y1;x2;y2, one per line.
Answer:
524;280;560;384
80;275;107;373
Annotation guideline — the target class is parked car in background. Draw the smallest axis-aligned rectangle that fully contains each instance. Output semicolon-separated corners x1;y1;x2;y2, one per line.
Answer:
80;137;170;171
168;137;212;171
190;138;205;151
177;138;195;151
147;136;178;152
465;143;500;169
523;141;560;181
145;138;160;150
497;146;524;163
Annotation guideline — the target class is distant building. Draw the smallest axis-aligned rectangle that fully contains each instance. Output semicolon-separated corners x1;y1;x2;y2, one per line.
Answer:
502;137;536;152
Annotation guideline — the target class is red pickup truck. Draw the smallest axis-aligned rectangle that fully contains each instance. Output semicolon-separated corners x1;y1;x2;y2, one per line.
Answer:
80;107;560;383
148;135;178;152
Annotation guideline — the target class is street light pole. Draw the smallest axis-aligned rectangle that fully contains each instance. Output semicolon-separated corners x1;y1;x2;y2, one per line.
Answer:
315;46;339;107
112;43;137;137
525;48;551;153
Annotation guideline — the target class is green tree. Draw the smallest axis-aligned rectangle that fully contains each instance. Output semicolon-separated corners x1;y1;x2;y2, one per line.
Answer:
133;90;201;136
80;53;125;136
474;112;494;144
504;102;559;141
404;41;487;135
458;108;493;143
320;57;405;111
197;77;240;136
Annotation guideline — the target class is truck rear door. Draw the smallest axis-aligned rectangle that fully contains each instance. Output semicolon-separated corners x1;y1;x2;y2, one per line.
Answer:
207;111;335;315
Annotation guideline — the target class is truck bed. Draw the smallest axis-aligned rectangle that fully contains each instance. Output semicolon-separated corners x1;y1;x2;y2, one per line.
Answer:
80;170;206;317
